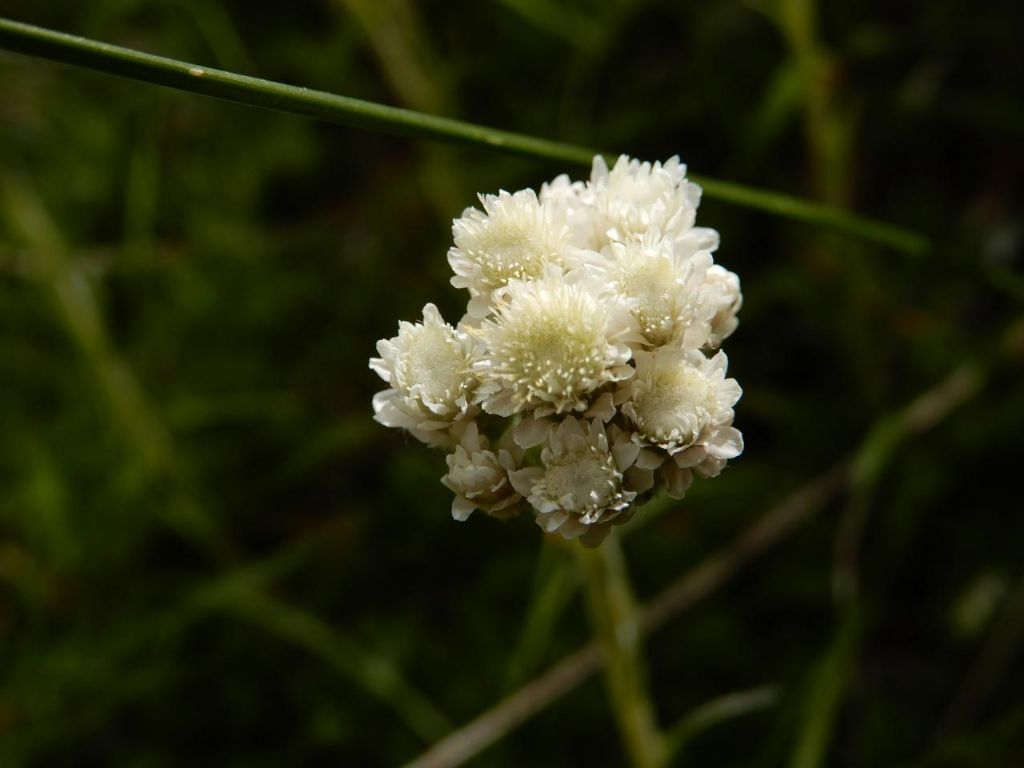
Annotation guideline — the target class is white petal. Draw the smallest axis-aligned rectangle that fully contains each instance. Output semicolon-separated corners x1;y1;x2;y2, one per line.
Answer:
452;496;476;521
612;441;641;471
585;392;616;422
705;426;744;460
513;417;552;448
635;448;664;470
662;463;694;499
673;445;708;468
559;517;588;539
540;510;568;532
624;466;655;494
694;457;726;479
368;356;390;381
509;467;543;497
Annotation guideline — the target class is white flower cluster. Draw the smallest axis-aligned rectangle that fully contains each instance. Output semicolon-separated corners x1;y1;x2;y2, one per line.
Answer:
371;155;743;546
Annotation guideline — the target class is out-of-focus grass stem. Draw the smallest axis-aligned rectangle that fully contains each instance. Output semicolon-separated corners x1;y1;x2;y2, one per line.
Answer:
664;685;780;762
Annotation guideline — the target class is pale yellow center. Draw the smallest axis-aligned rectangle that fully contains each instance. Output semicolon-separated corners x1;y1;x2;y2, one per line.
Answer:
399;325;469;404
544;448;618;514
632;364;716;445
489;288;608;402
469;224;555;290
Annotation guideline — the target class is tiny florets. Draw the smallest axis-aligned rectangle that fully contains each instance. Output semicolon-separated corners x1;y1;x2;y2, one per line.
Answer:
472;268;637;418
370;155;744;545
449;189;574;318
588;154;703;249
593;229;717;349
441;423;522;521
370;303;479;445
509;417;637;546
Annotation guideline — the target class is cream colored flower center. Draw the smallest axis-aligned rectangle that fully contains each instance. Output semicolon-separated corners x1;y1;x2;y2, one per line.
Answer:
466;224;556;290
487;286;608;403
544;448;619;515
397;325;471;405
631;364;716;445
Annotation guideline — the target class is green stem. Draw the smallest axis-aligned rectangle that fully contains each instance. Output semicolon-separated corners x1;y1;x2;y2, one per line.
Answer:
691;175;925;254
664;685;779;760
0;17;591;163
578;536;665;768
0;16;927;252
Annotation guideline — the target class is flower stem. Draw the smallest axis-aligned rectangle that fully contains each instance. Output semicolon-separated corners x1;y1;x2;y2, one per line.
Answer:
0;16;928;253
578;535;665;768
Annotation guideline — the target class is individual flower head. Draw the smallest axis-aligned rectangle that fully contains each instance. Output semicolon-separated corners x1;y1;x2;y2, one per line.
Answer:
701;264;743;348
442;422;522;521
370;303;480;445
587;154;703;249
472;266;639;418
509;417;637;547
619;348;743;497
594;229;717;349
449;189;573;319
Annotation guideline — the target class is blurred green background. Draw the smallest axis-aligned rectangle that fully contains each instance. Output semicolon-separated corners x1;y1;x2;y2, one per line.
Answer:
1;1;1022;766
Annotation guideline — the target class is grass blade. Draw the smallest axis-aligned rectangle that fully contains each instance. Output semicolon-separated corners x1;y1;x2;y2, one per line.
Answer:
0;16;927;251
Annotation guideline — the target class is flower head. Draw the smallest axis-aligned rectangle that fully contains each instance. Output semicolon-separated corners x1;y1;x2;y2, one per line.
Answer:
587;155;702;248
442;423;522;521
701;265;743;348
449;189;573;318
472;267;638;417
594;230;717;348
370;303;479;444
621;348;742;454
509;417;637;546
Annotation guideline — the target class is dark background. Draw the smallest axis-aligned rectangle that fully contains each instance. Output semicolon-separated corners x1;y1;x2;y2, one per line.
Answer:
1;1;1022;765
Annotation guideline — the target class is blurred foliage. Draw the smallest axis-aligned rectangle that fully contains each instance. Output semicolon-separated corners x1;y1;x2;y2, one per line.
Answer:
1;0;1022;766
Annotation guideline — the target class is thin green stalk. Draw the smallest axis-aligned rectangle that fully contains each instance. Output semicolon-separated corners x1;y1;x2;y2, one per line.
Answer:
0;17;591;163
0;16;928;252
664;685;780;761
788;606;860;768
690;175;925;254
403;470;844;768
579;535;665;768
